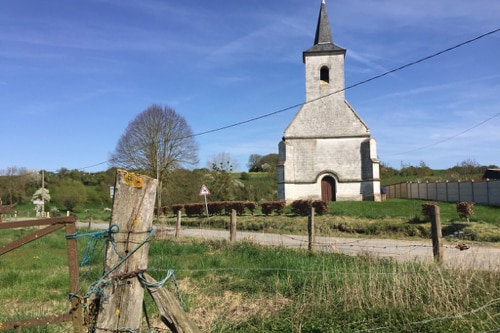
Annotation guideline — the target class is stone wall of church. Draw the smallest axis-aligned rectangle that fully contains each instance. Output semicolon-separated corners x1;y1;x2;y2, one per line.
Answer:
280;137;369;183
278;137;381;202
305;54;345;101
278;179;376;203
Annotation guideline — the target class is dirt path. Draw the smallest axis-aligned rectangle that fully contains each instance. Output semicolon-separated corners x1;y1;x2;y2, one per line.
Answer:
77;222;500;271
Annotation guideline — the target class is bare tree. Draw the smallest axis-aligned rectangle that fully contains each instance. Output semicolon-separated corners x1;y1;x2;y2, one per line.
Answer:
110;105;199;213
206;152;239;172
204;152;242;201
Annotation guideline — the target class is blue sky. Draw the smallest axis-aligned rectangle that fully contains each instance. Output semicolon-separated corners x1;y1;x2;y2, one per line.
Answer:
1;0;499;173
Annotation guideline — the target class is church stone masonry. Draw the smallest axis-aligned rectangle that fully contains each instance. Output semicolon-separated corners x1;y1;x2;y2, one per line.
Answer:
277;0;381;202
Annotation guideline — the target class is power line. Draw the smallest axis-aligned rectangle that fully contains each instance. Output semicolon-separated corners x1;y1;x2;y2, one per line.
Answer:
188;27;500;139
80;27;500;171
79;160;110;171
383;112;500;157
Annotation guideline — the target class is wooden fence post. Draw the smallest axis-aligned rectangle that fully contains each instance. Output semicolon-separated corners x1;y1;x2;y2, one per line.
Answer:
94;170;158;332
430;204;443;265
308;207;315;251
142;273;201;333
175;210;182;238
230;209;237;242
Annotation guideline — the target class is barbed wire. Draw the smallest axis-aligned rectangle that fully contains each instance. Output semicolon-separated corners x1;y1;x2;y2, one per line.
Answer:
352;298;500;333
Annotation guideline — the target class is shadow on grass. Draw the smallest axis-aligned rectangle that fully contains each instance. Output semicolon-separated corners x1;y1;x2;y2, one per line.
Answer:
442;222;469;239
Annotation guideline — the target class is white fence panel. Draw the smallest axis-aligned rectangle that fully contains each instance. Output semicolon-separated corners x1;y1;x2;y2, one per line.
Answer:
386;180;500;206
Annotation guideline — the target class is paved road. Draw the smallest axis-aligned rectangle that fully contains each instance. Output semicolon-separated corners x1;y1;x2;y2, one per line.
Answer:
77;222;500;271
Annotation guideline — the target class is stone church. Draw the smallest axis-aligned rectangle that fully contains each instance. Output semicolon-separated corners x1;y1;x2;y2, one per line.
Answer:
277;0;381;202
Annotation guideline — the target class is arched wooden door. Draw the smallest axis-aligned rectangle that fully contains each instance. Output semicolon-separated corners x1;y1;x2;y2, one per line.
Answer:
321;176;336;202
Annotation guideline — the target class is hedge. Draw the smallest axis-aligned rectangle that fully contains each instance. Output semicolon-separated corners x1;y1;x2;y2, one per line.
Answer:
291;200;329;216
260;201;286;215
172;201;259;217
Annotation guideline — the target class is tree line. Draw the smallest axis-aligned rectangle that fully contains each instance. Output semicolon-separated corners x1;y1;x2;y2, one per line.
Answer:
1;104;496;213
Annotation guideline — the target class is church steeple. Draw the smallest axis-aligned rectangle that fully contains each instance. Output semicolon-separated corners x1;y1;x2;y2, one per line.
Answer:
314;0;333;45
303;0;345;62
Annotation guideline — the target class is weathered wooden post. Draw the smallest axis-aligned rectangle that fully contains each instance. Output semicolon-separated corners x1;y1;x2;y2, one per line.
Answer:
94;170;157;332
430;204;443;265
230;209;237;242
175;210;182;237
308;207;315;251
142;273;201;333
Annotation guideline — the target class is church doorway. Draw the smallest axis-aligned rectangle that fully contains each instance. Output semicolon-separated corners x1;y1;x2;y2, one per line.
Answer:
321;176;336;202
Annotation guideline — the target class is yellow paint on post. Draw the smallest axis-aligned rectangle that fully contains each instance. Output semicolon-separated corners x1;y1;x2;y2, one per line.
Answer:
118;169;145;188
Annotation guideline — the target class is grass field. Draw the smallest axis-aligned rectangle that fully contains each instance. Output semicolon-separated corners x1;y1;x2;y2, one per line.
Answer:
7;198;500;244
156;199;500;243
1;223;500;332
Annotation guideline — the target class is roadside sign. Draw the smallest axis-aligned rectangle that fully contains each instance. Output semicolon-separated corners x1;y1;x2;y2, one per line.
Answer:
199;184;210;218
199;184;210;196
33;200;44;205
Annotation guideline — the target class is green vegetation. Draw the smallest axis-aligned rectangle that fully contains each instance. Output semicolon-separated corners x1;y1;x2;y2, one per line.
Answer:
1;229;499;332
162;199;500;242
7;197;500;243
0;158;497;218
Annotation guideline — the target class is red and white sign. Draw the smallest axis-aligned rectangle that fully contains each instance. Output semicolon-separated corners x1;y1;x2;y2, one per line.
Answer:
199;184;210;196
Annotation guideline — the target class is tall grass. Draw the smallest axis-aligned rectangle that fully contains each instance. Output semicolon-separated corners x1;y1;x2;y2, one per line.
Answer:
0;229;74;332
1;224;500;332
148;239;500;332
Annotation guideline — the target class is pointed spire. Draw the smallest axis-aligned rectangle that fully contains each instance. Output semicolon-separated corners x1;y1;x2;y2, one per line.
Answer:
303;0;345;62
314;0;333;45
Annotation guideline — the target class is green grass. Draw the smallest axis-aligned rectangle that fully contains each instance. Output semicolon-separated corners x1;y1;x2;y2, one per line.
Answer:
1;227;500;332
158;199;500;243
151;239;500;332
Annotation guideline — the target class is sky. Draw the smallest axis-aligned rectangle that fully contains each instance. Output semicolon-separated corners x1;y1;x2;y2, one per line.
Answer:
1;0;499;174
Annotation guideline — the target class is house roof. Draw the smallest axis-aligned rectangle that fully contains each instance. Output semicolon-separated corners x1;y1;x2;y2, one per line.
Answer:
482;169;500;179
303;0;346;61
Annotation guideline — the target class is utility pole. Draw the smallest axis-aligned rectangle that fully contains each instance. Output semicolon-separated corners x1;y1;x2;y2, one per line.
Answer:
41;169;45;216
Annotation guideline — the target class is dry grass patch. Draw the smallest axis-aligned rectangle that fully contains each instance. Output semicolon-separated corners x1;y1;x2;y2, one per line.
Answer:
176;279;291;332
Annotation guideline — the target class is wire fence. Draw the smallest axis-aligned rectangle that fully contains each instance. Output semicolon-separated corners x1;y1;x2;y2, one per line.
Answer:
2;223;500;332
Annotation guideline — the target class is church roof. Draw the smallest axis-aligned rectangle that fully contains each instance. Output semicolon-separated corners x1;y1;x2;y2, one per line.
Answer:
304;0;345;60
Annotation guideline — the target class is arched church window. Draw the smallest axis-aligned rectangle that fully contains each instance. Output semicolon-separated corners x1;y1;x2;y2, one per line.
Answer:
320;66;329;84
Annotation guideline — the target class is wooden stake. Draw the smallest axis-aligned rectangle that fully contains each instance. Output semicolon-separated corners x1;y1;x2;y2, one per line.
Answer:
142;272;201;333
175;210;182;238
308;207;315;251
230;209;237;242
94;170;158;332
430;204;443;265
